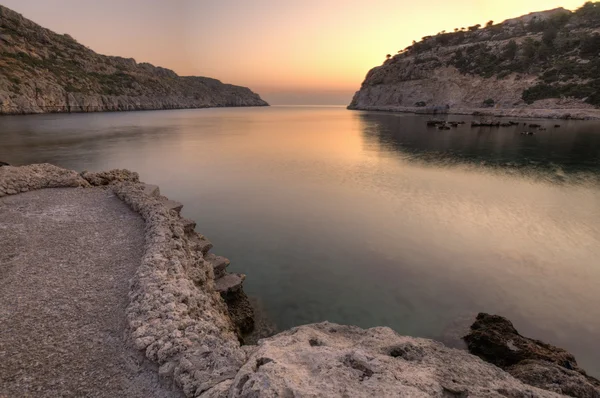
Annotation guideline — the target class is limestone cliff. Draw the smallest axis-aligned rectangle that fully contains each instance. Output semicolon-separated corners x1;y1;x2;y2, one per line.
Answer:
0;5;268;115
349;2;600;118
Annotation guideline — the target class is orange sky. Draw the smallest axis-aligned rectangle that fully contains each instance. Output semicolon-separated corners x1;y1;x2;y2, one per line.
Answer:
1;0;587;104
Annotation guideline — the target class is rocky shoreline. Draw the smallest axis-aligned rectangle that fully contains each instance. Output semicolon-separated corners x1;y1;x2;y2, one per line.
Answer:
347;104;600;120
0;5;268;115
1;163;598;397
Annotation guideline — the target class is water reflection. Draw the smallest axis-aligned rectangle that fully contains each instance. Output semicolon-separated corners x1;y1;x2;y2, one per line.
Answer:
359;112;600;184
0;107;599;377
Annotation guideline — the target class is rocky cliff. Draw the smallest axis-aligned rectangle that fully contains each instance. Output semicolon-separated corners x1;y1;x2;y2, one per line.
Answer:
349;2;600;119
0;5;268;115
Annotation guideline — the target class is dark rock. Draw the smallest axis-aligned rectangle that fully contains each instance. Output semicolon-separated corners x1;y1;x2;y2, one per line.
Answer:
472;120;501;127
529;123;542;128
241;296;278;345
509;360;600;398
464;313;600;397
0;161;10;167
427;120;445;126
222;289;255;338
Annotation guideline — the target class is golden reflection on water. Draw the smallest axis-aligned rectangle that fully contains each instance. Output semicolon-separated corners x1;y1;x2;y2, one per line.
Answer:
0;106;598;375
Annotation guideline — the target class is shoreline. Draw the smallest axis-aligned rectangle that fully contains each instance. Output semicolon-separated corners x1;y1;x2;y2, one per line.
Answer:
0;103;270;117
1;163;598;397
347;105;600;120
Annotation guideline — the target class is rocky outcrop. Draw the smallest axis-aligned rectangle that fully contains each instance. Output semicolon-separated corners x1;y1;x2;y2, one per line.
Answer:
0;5;268;115
4;164;600;397
349;4;600;119
465;313;600;397
229;322;561;397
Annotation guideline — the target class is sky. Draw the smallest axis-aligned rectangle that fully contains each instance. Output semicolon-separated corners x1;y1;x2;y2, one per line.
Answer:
0;0;587;104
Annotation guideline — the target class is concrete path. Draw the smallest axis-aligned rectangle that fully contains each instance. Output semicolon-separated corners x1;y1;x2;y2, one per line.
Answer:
0;188;183;398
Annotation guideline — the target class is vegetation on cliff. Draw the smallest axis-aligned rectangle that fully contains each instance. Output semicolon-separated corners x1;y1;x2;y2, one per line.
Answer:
0;5;268;114
352;1;600;111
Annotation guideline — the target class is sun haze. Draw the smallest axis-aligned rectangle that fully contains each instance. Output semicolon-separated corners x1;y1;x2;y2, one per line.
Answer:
0;0;587;104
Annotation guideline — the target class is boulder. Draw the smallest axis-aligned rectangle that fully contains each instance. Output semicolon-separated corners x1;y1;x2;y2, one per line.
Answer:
464;313;600;397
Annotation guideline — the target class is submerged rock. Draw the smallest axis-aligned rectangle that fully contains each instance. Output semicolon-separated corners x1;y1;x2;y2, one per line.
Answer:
464;313;600;397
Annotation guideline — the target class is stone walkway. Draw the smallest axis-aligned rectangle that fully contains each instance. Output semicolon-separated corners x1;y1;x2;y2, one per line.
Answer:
0;188;183;398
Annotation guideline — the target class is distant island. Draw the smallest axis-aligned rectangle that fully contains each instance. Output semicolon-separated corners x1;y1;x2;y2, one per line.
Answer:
0;5;268;115
349;2;600;119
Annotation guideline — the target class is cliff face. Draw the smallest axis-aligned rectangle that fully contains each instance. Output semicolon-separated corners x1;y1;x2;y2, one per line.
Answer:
349;3;600;116
0;6;268;115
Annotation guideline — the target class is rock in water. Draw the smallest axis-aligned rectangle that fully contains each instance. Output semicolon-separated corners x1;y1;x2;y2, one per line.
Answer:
0;5;268;115
464;313;600;397
0;162;9;167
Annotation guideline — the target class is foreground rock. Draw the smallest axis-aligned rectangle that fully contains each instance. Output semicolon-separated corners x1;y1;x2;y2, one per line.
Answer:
465;313;600;397
228;322;560;397
0;5;268;115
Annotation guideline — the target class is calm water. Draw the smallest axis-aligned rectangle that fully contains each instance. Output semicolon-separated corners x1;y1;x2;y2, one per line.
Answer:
1;106;599;375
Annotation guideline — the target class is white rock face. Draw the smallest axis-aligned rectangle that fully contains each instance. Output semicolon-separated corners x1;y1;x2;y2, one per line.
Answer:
227;322;561;397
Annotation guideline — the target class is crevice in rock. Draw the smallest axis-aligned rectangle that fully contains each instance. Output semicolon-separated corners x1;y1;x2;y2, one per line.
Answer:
342;355;374;382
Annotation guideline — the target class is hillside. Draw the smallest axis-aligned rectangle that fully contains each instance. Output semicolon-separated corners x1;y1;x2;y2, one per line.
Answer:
0;5;268;115
349;2;600;119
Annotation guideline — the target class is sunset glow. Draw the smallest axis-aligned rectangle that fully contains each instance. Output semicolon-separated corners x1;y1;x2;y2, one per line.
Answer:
1;0;588;103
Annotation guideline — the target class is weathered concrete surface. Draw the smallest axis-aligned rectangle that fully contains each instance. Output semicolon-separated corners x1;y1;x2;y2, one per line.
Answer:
229;322;562;397
0;188;182;398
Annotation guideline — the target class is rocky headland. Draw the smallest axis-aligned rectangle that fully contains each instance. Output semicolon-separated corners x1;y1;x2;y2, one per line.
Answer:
349;2;600;119
0;6;268;115
1;163;599;397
